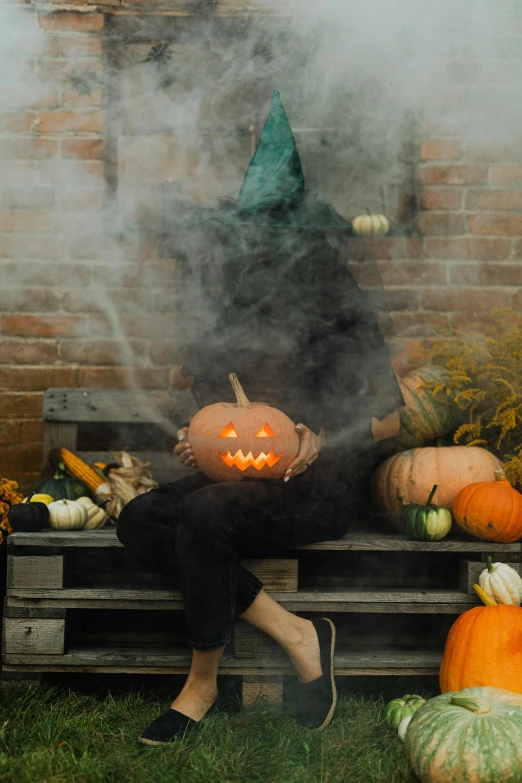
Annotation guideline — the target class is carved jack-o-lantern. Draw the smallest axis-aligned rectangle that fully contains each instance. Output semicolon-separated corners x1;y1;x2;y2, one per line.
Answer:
188;373;300;482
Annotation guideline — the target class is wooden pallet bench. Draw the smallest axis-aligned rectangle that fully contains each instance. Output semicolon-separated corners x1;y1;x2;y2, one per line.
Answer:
3;388;521;703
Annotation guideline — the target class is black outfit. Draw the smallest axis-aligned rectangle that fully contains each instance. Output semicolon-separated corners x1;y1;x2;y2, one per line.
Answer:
116;245;403;651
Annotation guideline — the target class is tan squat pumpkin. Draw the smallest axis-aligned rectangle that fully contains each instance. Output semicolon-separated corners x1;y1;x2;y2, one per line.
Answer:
372;445;502;529
188;373;300;483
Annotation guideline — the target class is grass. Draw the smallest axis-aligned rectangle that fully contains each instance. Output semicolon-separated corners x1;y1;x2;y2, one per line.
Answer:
0;679;420;783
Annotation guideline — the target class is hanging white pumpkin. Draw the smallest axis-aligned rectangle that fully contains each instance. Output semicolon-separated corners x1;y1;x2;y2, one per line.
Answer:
48;499;87;530
76;497;107;530
479;557;522;605
352;213;390;236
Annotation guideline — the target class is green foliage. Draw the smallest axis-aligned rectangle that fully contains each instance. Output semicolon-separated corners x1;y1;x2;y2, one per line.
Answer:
0;683;410;783
427;309;522;487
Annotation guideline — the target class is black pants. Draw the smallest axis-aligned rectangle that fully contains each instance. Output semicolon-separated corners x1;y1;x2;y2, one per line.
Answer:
116;467;355;651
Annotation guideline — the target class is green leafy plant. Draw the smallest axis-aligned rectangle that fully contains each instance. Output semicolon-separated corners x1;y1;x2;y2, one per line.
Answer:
426;309;522;487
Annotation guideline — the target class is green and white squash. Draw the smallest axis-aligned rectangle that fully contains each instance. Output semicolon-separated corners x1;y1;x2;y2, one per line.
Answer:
402;484;452;541
479;556;522;605
405;687;522;783
392;366;460;451
385;694;425;729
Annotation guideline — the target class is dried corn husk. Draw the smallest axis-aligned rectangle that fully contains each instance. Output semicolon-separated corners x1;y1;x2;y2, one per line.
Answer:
102;451;158;521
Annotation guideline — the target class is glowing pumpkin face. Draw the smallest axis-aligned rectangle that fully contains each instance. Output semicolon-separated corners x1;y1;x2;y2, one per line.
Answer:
188;374;299;483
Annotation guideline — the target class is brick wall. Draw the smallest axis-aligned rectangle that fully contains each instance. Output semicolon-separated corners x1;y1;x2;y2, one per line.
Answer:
1;1;522;489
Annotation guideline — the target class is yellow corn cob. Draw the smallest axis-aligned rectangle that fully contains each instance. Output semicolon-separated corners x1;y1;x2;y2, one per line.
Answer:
60;448;105;493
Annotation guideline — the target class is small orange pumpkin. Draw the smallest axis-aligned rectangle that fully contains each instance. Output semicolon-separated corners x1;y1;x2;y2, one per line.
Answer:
188;373;299;483
440;586;522;694
453;468;522;543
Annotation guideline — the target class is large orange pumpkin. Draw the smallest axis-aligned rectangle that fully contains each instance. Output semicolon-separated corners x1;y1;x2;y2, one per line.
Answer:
188;373;299;483
440;602;522;694
392;366;459;451
372;445;502;528
453;468;522;543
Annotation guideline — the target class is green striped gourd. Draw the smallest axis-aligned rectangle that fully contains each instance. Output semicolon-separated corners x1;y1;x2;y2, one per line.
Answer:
404;687;522;782
393;366;459;451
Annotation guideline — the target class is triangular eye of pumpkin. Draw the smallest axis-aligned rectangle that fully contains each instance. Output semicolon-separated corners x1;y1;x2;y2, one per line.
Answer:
219;422;239;438
255;423;276;438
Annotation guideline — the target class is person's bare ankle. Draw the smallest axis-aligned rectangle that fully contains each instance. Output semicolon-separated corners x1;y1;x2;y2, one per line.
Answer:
170;680;218;722
284;619;322;683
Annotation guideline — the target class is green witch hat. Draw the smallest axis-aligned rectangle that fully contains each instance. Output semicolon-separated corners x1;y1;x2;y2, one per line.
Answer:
237;89;305;215
178;89;353;233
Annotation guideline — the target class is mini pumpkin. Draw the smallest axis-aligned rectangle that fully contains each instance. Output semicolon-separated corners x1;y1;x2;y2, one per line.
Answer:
48;499;87;530
405;687;522;783
8;502;49;532
385;694;425;729
453;467;522;543
401;484;452;541
188;373;300;483
479;556;522;605
352;212;390;236
77;497;107;530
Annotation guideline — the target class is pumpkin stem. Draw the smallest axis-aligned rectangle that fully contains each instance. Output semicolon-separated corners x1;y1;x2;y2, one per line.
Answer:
229;373;250;408
426;485;438;507
494;468;507;482
449;695;491;715
487;555;495;574
365;207;372;216
473;583;497;606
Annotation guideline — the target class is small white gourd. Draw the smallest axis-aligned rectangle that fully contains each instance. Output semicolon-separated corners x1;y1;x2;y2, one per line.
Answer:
77;497;107;530
48;499;87;530
398;715;412;742
479;556;522;605
352;212;390;236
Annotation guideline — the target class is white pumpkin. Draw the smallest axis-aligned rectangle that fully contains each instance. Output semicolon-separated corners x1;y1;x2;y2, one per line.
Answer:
479;557;522;605
398;715;412;743
352;213;390;236
48;499;87;530
76;497;107;530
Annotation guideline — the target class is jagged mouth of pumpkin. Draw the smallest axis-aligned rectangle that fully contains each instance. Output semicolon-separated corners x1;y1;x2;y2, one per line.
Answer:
219;449;283;472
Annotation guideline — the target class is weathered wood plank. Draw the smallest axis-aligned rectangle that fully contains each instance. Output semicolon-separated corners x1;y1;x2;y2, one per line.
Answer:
242;675;283;706
6;587;480;605
43;388;197;426
3;619;65;656
243;559;298;592
2;647;442;670
4;607;66;619
7;556;64;590
43;422;78;455
9;528;521;552
5;596;475;614
235;622;284;659
1;663;439;677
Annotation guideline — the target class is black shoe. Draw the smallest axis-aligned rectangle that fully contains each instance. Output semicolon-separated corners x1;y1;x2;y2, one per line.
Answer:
292;617;337;731
137;696;222;747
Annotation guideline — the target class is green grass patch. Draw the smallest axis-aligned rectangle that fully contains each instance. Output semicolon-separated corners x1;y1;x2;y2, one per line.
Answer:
0;682;413;783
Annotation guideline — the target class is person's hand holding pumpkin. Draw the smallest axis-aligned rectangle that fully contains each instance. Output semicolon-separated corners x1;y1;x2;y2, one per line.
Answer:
174;428;198;469
284;424;324;482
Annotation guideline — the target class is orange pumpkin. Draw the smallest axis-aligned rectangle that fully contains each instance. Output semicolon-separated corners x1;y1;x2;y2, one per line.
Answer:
188;373;299;483
440;599;522;694
372;445;502;528
453;468;522;543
